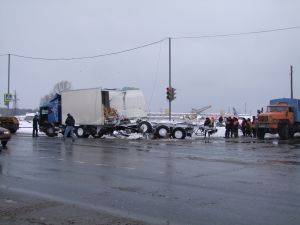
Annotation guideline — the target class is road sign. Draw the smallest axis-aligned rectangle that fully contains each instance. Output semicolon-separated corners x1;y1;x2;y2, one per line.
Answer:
4;93;13;103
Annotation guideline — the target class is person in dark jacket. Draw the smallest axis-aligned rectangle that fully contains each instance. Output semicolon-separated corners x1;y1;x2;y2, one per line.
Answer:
241;118;247;136
230;117;235;137
204;117;211;127
32;114;39;137
233;117;239;138
225;117;231;138
64;113;76;142
245;118;252;137
218;116;223;124
252;116;257;138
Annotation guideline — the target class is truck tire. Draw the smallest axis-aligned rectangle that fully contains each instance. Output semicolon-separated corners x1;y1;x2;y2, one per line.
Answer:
137;121;152;133
256;129;265;140
45;126;56;137
279;125;289;140
155;125;170;138
1;141;7;147
172;127;187;139
289;131;295;138
10;128;18;134
89;127;98;138
76;126;89;138
98;128;106;138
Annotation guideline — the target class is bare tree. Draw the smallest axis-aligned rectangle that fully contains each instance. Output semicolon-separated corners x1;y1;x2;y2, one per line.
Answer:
52;80;72;95
40;81;72;106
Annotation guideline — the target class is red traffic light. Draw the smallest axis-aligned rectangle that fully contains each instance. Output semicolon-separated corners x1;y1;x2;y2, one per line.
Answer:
166;87;171;100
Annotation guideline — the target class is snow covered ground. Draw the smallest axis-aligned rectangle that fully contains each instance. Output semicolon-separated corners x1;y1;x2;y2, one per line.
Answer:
17;118;37;135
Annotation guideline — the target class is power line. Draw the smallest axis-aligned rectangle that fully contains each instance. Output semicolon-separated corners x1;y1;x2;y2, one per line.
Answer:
9;38;168;61
0;25;299;60
172;26;300;40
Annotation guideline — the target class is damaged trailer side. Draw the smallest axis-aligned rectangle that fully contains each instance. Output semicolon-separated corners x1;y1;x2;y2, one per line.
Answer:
40;87;148;138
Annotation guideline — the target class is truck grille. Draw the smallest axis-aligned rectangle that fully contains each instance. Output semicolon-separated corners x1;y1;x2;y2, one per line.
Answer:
258;115;268;122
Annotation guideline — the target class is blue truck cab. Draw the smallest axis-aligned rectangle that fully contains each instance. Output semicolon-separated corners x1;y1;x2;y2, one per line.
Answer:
39;94;62;136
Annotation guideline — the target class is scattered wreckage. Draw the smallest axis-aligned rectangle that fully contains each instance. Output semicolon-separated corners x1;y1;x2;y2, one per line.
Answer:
136;120;218;139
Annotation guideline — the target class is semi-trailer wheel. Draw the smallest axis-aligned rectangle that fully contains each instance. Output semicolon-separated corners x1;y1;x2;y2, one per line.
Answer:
1;141;7;147
256;129;265;140
137;121;153;133
97;127;106;138
89;127;98;138
171;127;187;139
10;128;18;134
155;125;170;138
76;126;89;138
45;126;56;137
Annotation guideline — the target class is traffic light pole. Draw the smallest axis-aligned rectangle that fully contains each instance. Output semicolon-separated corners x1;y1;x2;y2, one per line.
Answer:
168;37;172;121
290;65;293;99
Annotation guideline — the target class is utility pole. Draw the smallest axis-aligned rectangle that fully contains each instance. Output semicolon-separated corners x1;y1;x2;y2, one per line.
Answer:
7;54;11;110
290;65;293;99
168;37;172;121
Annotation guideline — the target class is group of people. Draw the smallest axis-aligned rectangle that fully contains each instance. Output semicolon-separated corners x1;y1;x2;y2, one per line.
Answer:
202;115;258;139
225;116;257;138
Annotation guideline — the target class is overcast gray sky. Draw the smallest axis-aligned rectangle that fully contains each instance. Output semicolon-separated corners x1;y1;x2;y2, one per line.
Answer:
1;0;300;114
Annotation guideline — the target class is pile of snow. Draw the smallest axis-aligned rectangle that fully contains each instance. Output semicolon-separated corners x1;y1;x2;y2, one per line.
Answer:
16;116;34;134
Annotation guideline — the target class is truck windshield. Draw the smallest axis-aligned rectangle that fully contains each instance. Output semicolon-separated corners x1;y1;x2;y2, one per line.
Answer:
267;106;288;112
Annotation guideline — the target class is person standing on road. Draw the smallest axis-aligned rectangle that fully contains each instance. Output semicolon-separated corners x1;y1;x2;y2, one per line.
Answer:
204;117;211;127
203;117;211;137
252;116;257;138
233;117;239;138
245;118;252;137
32;114;39;137
210;117;215;127
64;113;76;142
241;118;247;136
225;117;231;138
218;116;224;126
230;117;235;137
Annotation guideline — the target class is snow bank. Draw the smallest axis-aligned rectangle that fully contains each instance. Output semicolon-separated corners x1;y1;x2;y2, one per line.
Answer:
18;119;34;134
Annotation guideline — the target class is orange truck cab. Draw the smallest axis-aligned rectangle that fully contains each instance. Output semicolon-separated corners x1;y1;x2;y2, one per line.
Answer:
256;98;300;140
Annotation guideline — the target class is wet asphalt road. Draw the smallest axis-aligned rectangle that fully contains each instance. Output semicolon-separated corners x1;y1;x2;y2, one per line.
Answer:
0;134;300;225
